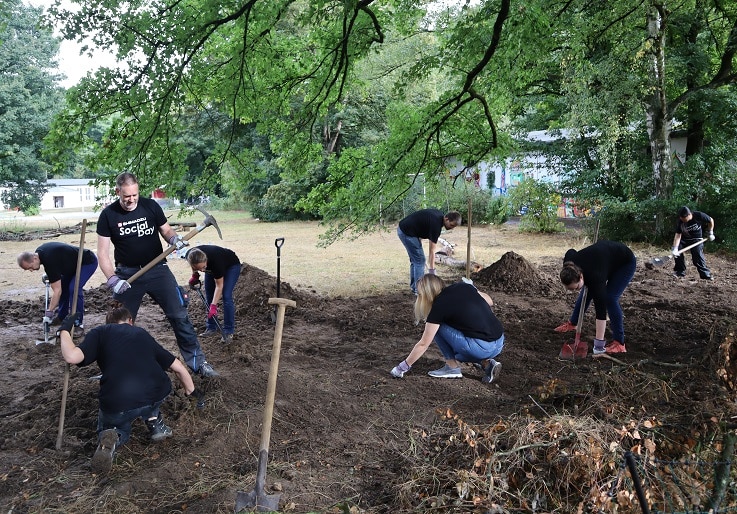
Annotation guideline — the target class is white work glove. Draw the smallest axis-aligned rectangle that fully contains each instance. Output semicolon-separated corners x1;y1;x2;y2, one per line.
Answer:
671;247;679;257
168;235;189;250
709;231;715;242
106;275;131;294
391;360;411;378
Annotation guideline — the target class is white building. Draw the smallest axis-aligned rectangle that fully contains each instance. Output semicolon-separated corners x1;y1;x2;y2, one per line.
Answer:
0;179;109;211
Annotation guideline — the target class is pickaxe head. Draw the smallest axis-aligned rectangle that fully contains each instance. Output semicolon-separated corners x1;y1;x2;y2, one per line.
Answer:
195;206;222;240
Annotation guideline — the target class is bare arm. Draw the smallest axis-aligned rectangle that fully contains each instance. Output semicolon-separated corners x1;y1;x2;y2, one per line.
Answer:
47;280;62;312
159;222;178;244
672;233;682;249
59;329;84;364
169;358;195;395
211;277;224;305
427;240;437;270
404;322;440;366
478;291;494;307
97;235;115;279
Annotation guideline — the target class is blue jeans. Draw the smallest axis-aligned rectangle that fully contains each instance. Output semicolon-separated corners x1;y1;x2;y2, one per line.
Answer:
569;256;636;343
56;256;98;325
97;399;165;445
114;263;207;372
433;324;504;364
204;264;241;334
397;226;425;294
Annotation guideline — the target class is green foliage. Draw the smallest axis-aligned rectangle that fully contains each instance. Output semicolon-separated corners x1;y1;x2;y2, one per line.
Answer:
0;0;64;213
506;178;563;233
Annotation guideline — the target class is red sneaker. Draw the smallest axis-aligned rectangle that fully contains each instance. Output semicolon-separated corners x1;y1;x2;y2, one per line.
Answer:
554;321;576;333
605;340;626;354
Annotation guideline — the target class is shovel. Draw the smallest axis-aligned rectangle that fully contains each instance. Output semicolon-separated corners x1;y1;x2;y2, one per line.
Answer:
190;282;226;343
270;238;285;324
650;238;708;267
236;297;296;513
559;285;589;361
35;276;52;346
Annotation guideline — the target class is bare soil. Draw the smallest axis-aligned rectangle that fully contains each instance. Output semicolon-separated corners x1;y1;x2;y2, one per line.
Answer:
2;218;737;513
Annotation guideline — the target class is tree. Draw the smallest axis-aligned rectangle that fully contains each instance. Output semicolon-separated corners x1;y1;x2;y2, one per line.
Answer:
0;0;64;212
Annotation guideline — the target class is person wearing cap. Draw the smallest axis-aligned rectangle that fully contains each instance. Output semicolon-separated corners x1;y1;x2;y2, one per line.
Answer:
672;206;715;280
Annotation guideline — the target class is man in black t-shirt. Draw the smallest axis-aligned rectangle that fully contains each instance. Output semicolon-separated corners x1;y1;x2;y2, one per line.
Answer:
17;242;98;334
397;209;461;295
671;206;715;280
58;307;203;474
96;172;218;377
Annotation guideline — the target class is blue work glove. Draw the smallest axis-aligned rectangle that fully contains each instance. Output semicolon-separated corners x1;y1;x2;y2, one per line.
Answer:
709;231;715;242
168;235;189;251
43;310;54;324
671;247;679;257
106;275;131;294
59;313;82;334
391;360;411;378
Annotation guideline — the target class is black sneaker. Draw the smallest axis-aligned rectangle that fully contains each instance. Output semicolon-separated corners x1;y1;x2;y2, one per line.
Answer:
197;361;220;378
145;414;173;442
72;325;85;339
91;428;119;474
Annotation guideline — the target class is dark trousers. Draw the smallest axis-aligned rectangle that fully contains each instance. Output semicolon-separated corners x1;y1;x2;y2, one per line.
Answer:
203;263;241;334
674;240;711;278
57;256;99;324
570;256;636;343
114;263;207;372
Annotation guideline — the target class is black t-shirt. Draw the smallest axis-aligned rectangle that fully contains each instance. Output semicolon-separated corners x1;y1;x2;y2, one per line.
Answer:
563;240;635;321
78;323;176;412
675;211;712;243
195;245;241;279
398;209;445;243
36;242;96;282
426;282;504;341
97;197;168;267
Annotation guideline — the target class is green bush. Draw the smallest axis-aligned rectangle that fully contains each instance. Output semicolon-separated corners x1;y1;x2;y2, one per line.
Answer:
507;178;563;233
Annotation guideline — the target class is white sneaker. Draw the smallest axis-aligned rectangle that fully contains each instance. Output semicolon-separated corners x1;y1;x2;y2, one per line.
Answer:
428;364;462;379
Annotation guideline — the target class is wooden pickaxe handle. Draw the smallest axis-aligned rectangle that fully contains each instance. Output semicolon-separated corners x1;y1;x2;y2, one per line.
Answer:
675;238;708;256
127;211;221;285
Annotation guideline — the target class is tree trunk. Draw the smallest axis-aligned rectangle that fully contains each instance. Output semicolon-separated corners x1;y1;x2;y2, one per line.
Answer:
645;1;674;234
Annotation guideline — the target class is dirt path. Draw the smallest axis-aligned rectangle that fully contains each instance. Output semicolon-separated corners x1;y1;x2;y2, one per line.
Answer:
2;220;736;513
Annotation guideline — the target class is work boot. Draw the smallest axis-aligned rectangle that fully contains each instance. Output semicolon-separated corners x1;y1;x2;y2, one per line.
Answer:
199;328;219;337
145;414;173;442
222;334;233;344
428;364;462;379
197;361;220;378
91;428;119;474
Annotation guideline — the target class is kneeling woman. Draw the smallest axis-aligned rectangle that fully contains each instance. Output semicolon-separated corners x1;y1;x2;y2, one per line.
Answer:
391;274;504;383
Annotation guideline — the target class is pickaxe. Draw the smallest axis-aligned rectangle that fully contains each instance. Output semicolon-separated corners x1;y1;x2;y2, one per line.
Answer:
127;207;222;285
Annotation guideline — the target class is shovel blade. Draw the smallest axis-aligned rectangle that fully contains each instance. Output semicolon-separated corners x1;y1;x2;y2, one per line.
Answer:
651;256;670;267
235;489;280;513
558;340;588;361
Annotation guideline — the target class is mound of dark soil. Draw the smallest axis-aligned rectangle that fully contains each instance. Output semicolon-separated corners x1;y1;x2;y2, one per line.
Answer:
472;251;557;296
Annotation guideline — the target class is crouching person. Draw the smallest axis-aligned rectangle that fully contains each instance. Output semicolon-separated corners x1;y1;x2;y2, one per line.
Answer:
57;307;205;474
390;274;505;383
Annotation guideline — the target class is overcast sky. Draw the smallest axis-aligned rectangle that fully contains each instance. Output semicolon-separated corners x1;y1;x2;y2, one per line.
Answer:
24;0;117;88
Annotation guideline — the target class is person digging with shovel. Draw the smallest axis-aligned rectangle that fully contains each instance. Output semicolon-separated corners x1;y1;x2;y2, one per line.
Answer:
17;242;98;338
671;206;715;280
96;172;218;378
390;274;504;382
57;307;205;474
554;240;636;355
186;245;241;344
